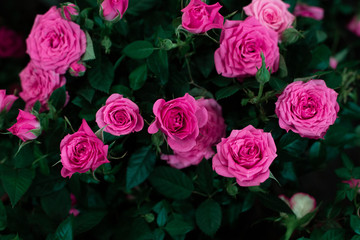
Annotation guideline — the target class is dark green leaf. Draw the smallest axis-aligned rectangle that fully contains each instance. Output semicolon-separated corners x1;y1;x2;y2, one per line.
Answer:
0;201;7;231
110;85;132;98
129;64;148;91
88;57;114;93
215;85;241;100
196;160;213;195
195;51;214;78
82;31;95;61
254;192;294;215
73;211;106;235
195;199;222;236
153;229;165;240
309;45;331;70
165;216;194;237
322;229;345;240
41;188;71;220
127;0;160;16
126;146;156;189
269;77;287;91
149;166;194;199
323;72;342;89
351;236;360;240
77;87;95;103
49;86;66;110
14;144;34;168
342;153;354;170
335;168;351;180
50;217;73;240
123;41;154;59
350;215;360;235
147;50;169;85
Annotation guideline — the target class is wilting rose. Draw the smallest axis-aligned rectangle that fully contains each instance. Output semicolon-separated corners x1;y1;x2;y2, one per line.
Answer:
212;125;277;187
348;16;360;37
294;4;324;21
8;110;41;141
243;0;295;35
100;0;129;21
214;17;279;78
69;61;86;77
19;62;66;111
161;98;226;169
60;119;109;178
26;6;86;74
0;90;18;112
0;26;25;58
148;93;208;152
181;0;224;34
96;94;144;136
275;79;339;139
60;2;80;21
279;192;316;219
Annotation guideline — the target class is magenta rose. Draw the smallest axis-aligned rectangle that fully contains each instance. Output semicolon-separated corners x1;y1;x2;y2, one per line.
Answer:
212;125;277;187
69;61;86;77
161;98;226;169
148;93;208;152
60;2;80;21
294;4;324;21
60;119;109;178
275;80;339;139
100;0;128;21
214;17;279;78
8;110;41;142
181;0;224;34
0;90;18;112
26;6;86;74
348;16;360;37
96;94;144;136
0;26;25;58
19;62;66;111
243;0;295;36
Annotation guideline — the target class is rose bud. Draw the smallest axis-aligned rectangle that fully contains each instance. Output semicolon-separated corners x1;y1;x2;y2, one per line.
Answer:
100;0;128;22
60;2;80;21
69;61;86;77
8;110;41;141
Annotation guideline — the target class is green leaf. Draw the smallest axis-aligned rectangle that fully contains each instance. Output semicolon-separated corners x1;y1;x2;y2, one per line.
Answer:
254;192;294;215
282;28;303;45
126;146;156;189
41;188;71;220
88;57;114;93
14;144;34;168
77;87;95;103
196;160;213;195
342;153;354;170
322;229;345;240
195;51;214;78
0;166;35;207
323;72;342;89
129;64;148;91
82;31;95;61
310;45;331;70
110;85;132;98
269;77;287;91
49;86;66;110
195;199;222;236
335;168;351;180
127;0;160;16
147;50;169;85
149;166;194;199
350;215;360;235
164;216;194;237
351;236;360;240
215;85;241;100
0;201;7;231
123;41;154;59
153;229;165;240
73;211;106;235
50;217;73;240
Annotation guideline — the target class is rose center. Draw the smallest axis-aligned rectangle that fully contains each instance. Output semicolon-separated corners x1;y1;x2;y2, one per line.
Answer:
191;6;208;20
113;110;128;125
293;95;319;119
263;8;278;24
74;141;89;158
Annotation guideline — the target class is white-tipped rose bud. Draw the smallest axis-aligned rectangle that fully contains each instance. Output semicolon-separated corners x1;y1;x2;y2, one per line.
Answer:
289;193;316;219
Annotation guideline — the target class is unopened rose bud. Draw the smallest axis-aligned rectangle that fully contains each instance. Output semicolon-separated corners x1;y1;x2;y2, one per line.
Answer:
8;110;41;142
60;2;80;21
69;61;86;77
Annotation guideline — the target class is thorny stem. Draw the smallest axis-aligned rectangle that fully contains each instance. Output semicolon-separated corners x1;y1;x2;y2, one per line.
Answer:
203;32;219;44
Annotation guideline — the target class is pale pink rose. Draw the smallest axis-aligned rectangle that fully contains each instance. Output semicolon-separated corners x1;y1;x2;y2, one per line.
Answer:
275;80;339;139
148;93;208;152
69;61;86;77
348;16;360;37
100;0;129;21
181;0;224;34
214;17;279;78
0;26;25;58
329;57;338;69
69;193;79;216
26;6;86;74
279;193;316;219
294;4;324;20
212;125;277;187
60;119;109;178
161;98;226;169
0;90;18;112
60;2;80;21
19;62;66;111
8;110;41;141
343;179;360;193
243;0;295;35
96;94;144;136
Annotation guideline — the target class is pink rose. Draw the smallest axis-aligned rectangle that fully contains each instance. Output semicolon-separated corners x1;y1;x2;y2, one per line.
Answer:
26;6;86;74
212;125;277;187
343;179;360;193
329;57;338;69
214;17;279;78
0;26;25;58
60;2;80;21
100;0;129;21
60;119;109;178
294;4;324;21
181;0;224;34
8;110;41;141
0;90;18;112
69;61;86;77
279;193;316;219
243;0;295;35
348;16;360;37
148;93;208;152
19;62;67;111
161;98;226;169
96;94;144;136
275;79;339;139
